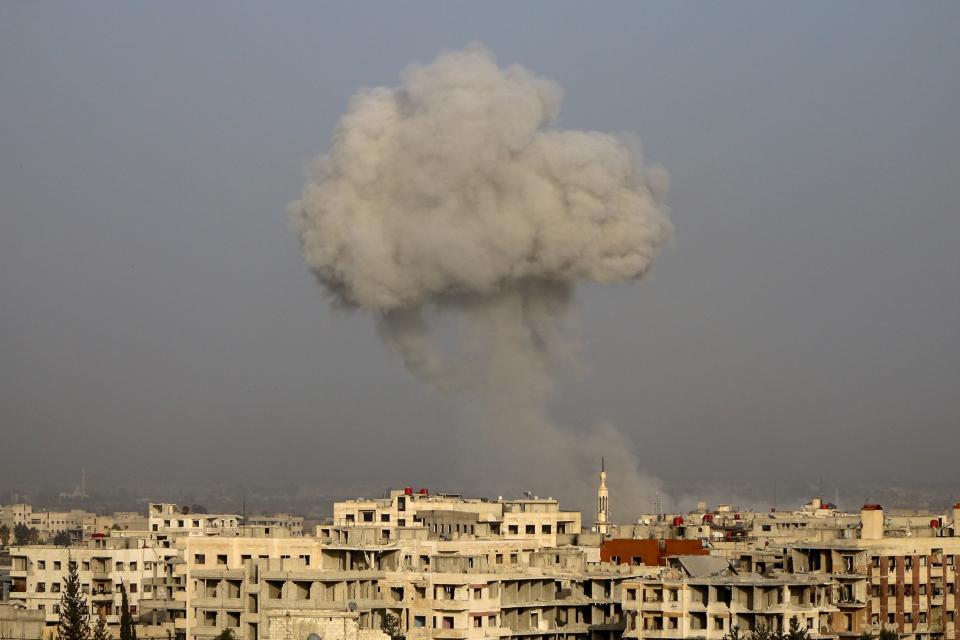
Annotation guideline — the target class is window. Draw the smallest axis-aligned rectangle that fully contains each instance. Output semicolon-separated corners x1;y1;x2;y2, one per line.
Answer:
905;556;913;569
37;561;46;570
53;605;60;614
194;554;206;565
887;585;896;597
473;588;482;599
496;554;503;565
54;561;62;570
116;562;124;571
398;519;405;527
541;524;551;534
414;616;425;628
380;514;390;522
130;562;137;571
51;583;61;593
217;555;228;565
130;584;137;593
473;617;482;628
525;524;536;535
508;525;518;535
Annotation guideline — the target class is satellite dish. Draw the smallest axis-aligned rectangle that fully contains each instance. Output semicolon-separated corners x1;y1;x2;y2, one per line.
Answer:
347;601;358;612
307;634;321;640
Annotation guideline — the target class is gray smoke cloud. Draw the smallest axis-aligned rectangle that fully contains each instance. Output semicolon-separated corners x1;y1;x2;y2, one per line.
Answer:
291;45;671;518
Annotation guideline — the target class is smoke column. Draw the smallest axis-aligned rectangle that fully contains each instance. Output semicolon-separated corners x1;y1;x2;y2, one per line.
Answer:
291;45;671;517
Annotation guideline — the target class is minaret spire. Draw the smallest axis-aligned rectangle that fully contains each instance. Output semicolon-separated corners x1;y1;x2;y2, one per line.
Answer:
595;458;610;535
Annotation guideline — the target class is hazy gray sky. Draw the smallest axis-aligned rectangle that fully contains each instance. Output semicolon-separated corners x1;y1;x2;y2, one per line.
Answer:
2;2;958;508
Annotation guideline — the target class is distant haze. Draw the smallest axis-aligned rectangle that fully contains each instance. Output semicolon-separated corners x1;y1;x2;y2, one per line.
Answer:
1;3;958;516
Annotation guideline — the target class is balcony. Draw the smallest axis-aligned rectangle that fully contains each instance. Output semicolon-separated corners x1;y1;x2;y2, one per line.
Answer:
431;630;470;639
191;597;243;610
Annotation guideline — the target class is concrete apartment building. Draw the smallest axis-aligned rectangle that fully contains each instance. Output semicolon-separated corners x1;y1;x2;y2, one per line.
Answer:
785;504;960;639
244;515;305;538
333;490;581;548
161;528;638;640
149;504;241;536
614;503;960;640
0;603;45;640
6;535;181;630
621;555;839;639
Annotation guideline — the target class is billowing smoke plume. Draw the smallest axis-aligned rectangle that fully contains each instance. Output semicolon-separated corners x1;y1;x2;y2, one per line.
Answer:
292;45;671;518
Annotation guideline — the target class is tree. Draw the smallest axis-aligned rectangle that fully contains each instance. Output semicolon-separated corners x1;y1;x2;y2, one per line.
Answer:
878;630;899;640
119;584;137;640
752;624;777;640
92;616;111;640
785;618;810;640
14;523;30;545
57;557;90;640
213;631;234;640
53;531;72;546
0;524;10;546
380;613;405;640
723;626;745;640
27;527;41;544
